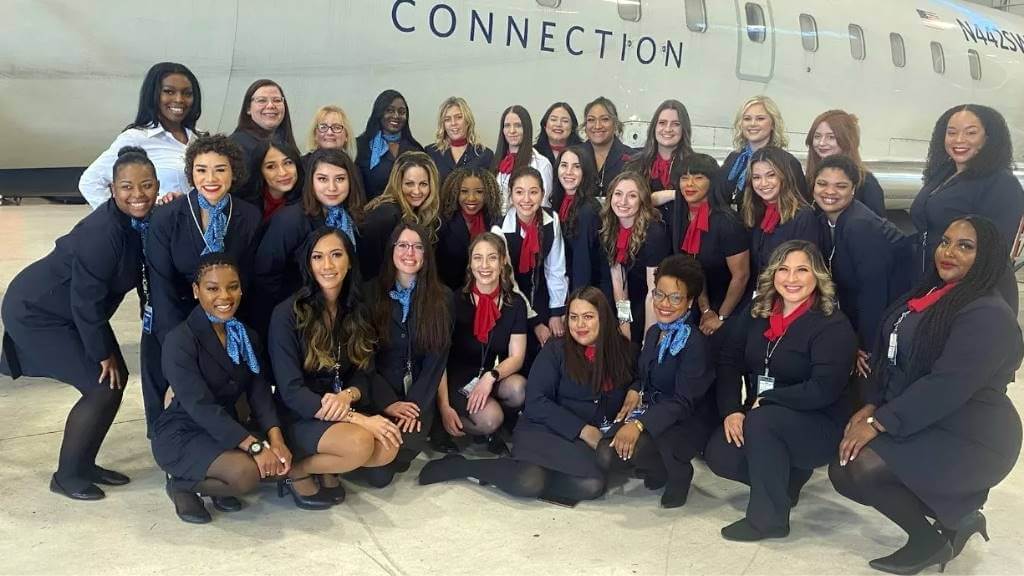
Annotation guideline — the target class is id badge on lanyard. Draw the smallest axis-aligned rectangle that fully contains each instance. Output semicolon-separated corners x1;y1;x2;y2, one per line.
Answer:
759;337;783;394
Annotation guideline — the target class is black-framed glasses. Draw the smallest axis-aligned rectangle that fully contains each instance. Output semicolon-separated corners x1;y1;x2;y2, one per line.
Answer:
652;289;686;306
317;123;346;134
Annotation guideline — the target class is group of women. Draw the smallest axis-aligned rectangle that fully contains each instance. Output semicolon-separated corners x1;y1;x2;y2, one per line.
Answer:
2;61;1023;575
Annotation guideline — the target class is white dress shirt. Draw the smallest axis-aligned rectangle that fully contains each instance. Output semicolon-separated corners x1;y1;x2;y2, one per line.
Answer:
496;148;554;214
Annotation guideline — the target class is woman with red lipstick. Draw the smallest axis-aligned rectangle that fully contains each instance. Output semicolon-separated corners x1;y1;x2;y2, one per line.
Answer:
357;89;424;200
550;145;603;292
426;97;494;185
246;137;304;223
630;99;694;223
705;241;856;542
535;102;584;168
804;110;885;216
229;79;298;206
910;104;1023;313
493;105;554;211
419;287;635;506
436;167;503;290
830;216;1022;575
598;171;671;346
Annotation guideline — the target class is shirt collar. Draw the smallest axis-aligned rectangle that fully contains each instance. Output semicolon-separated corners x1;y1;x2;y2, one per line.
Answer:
142;124;195;141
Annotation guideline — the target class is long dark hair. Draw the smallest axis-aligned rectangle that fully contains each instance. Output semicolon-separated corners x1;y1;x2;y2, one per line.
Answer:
550;144;599;239
294;227;375;371
359;89;422;148
235;79;297;147
873;216;1008;380
249;137;304;204
535;102;583;162
629;99;694;183
371;222;451;353
127;62;201;133
923;104;1014;185
563;287;635;393
493;105;535;174
301;147;366;222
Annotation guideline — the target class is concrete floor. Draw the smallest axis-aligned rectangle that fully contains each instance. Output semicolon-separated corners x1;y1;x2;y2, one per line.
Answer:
1;201;1022;576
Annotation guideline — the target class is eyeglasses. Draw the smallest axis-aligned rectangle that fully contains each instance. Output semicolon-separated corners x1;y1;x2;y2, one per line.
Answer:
812;133;837;144
317;123;346;134
652;289;686;307
252;97;285;106
394;241;426;254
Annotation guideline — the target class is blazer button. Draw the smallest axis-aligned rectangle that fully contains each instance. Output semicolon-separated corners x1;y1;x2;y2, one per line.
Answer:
593;399;599;404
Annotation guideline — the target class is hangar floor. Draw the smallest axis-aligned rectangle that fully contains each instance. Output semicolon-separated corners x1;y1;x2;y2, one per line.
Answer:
1;201;1021;576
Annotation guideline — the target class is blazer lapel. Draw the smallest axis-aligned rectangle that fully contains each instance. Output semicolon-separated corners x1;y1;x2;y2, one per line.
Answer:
186;305;237;376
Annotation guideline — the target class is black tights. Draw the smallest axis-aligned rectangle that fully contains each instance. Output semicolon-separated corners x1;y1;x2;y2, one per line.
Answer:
595;432;666;480
193;451;261;497
420;456;605;503
56;386;123;489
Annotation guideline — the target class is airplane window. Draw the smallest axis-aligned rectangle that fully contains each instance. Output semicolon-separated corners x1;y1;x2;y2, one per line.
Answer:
685;0;708;33
799;14;818;52
968;49;982;80
890;33;906;68
536;0;560;6
849;24;866;61
618;0;641;22
746;3;766;43
930;41;945;74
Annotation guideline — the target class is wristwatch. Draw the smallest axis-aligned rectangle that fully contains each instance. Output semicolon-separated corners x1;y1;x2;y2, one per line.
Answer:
247;440;263;456
719;314;729;321
633;420;645;433
488;369;500;381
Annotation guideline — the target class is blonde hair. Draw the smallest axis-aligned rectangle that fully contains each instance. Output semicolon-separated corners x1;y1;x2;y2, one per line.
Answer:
433;96;483;153
599;171;660;265
740;147;809;228
732;95;789;150
365;151;442;241
307;105;354;155
750;240;837;318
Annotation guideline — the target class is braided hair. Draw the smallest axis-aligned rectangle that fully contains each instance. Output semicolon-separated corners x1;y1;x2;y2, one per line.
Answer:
192;252;239;284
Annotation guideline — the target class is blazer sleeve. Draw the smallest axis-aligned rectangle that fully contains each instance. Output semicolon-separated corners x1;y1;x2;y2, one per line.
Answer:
536;153;555;208
69;229;123;363
146;213;184;344
640;331;714;438
858;173;887;216
788;153;808;200
246;357;282;433
79;131;138;209
545;215;569;316
569;204;598;289
874;301;1022;438
254;213;301;305
761;316;857;411
850;223;894;351
408;289;454;409
267;302;324;419
976;172;1024;249
523;344;587;441
358;206;397;279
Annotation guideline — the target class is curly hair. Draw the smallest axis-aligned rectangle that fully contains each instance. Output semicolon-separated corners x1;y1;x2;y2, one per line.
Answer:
922;104;1015;185
655;254;705;304
599;171;660;265
740;147;809;228
750;240;837;318
461;232;518;305
811;154;862;189
732;95;789;150
439;166;502;225
184;133;248;191
364;151;442;241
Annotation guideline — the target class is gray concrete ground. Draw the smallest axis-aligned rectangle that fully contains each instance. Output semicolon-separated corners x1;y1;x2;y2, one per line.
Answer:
1;202;1021;576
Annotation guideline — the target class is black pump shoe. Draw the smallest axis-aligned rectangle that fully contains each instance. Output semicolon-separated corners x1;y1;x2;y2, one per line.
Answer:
868;540;953;575
486;435;511;456
720;518;790;542
318;476;347;504
940;511;989;557
50;474;105;501
277;477;333;510
165;476;211;524
89;466;130;486
211;496;243;512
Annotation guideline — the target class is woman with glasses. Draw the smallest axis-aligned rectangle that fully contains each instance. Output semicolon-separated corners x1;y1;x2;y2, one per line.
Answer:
302;105;355;167
229;80;298;207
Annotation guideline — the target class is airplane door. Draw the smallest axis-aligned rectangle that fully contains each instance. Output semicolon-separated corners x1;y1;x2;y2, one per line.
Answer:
735;0;775;82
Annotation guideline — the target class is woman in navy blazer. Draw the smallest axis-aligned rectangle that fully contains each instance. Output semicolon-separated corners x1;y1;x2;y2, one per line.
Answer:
356;89;424;200
143;134;261;433
435;167;503;291
424;96;494;185
153;255;290;524
420;287;635;505
1;147;157;500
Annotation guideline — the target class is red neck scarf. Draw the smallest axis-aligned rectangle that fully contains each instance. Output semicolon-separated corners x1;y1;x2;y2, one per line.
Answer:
681;201;710;255
583;345;614;392
471;283;501;344
615;225;633;264
463;210;486;238
550;143;566;157
760;202;781;234
262;188;287;224
558;193;576;224
449;137;468;147
908;283;958;313
763;295;815;341
651;155;672;189
498;152;518;175
518;216;540;273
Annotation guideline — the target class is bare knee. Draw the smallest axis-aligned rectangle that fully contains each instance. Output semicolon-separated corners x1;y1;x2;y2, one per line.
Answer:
320;423;376;463
366;439;399;468
497;375;526;408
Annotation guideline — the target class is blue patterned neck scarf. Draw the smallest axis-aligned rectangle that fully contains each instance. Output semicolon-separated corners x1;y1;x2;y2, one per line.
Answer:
369;131;402;171
727;144;754;196
206;313;260;374
130;217;149;254
325;205;357;247
388;278;417;323
656;312;692;364
197;194;230;255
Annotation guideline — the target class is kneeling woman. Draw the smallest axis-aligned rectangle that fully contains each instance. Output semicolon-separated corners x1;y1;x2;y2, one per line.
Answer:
1;147;157;500
269;227;402;508
830;216;1022;575
704;241;856;541
153;256;291;524
420;287;635;505
597;255;716;508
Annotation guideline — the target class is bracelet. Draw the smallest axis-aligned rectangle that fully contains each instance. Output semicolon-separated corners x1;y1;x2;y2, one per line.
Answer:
701;307;712;315
633;420;645;433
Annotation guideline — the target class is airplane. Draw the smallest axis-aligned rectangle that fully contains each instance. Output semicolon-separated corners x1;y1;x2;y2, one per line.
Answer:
1;0;1023;208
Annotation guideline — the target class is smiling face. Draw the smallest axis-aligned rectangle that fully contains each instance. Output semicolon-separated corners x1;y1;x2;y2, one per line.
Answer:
945;110;987;172
750;160;781;204
652;275;692;324
741;103;773;148
157;73;194;128
503;111;524;150
313;161;349;207
557;150;583;194
935;220;977;284
773;250;817;309
813;167;855;219
112;163;159;219
310;232;350;293
192;151;233;204
381;97;408;135
393;228;425;277
568;298;600;347
545;106;573;146
315;111;347;150
680;172;711;205
610;178;641;222
443;104;467;142
812;120;841;158
470;239;503;290
248;85;285;132
193;265;242;321
401;165;431;209
458;176;485;216
585;104;614;146
261;146;297;196
655;108;683;150
511;174;543;222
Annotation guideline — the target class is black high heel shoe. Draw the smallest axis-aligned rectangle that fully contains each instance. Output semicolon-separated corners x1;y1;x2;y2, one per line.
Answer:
50;474;105;501
318;475;347;504
942;511;989;557
868;540;954;575
277;476;333;510
165;475;210;524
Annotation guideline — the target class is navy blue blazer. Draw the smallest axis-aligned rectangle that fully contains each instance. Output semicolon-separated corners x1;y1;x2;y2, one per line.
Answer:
548;191;604;293
156;305;280;450
750;206;822;278
253;204;326;325
425;143;495;185
358;202;404;280
858;171;887;216
355;135;423;200
719;148;808;208
585;138;636;197
436;211;498;291
146;190;261;344
633;323;715;438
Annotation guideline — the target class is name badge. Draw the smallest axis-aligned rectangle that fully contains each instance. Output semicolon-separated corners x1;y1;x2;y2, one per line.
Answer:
757;374;775;395
459;376;481;397
615;300;632;323
598;417;614;434
142;304;154;334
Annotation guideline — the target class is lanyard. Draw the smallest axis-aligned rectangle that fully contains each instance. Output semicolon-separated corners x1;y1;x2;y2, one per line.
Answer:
763;334;784;377
887;309;912;365
187;194;233;253
402;317;414;393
